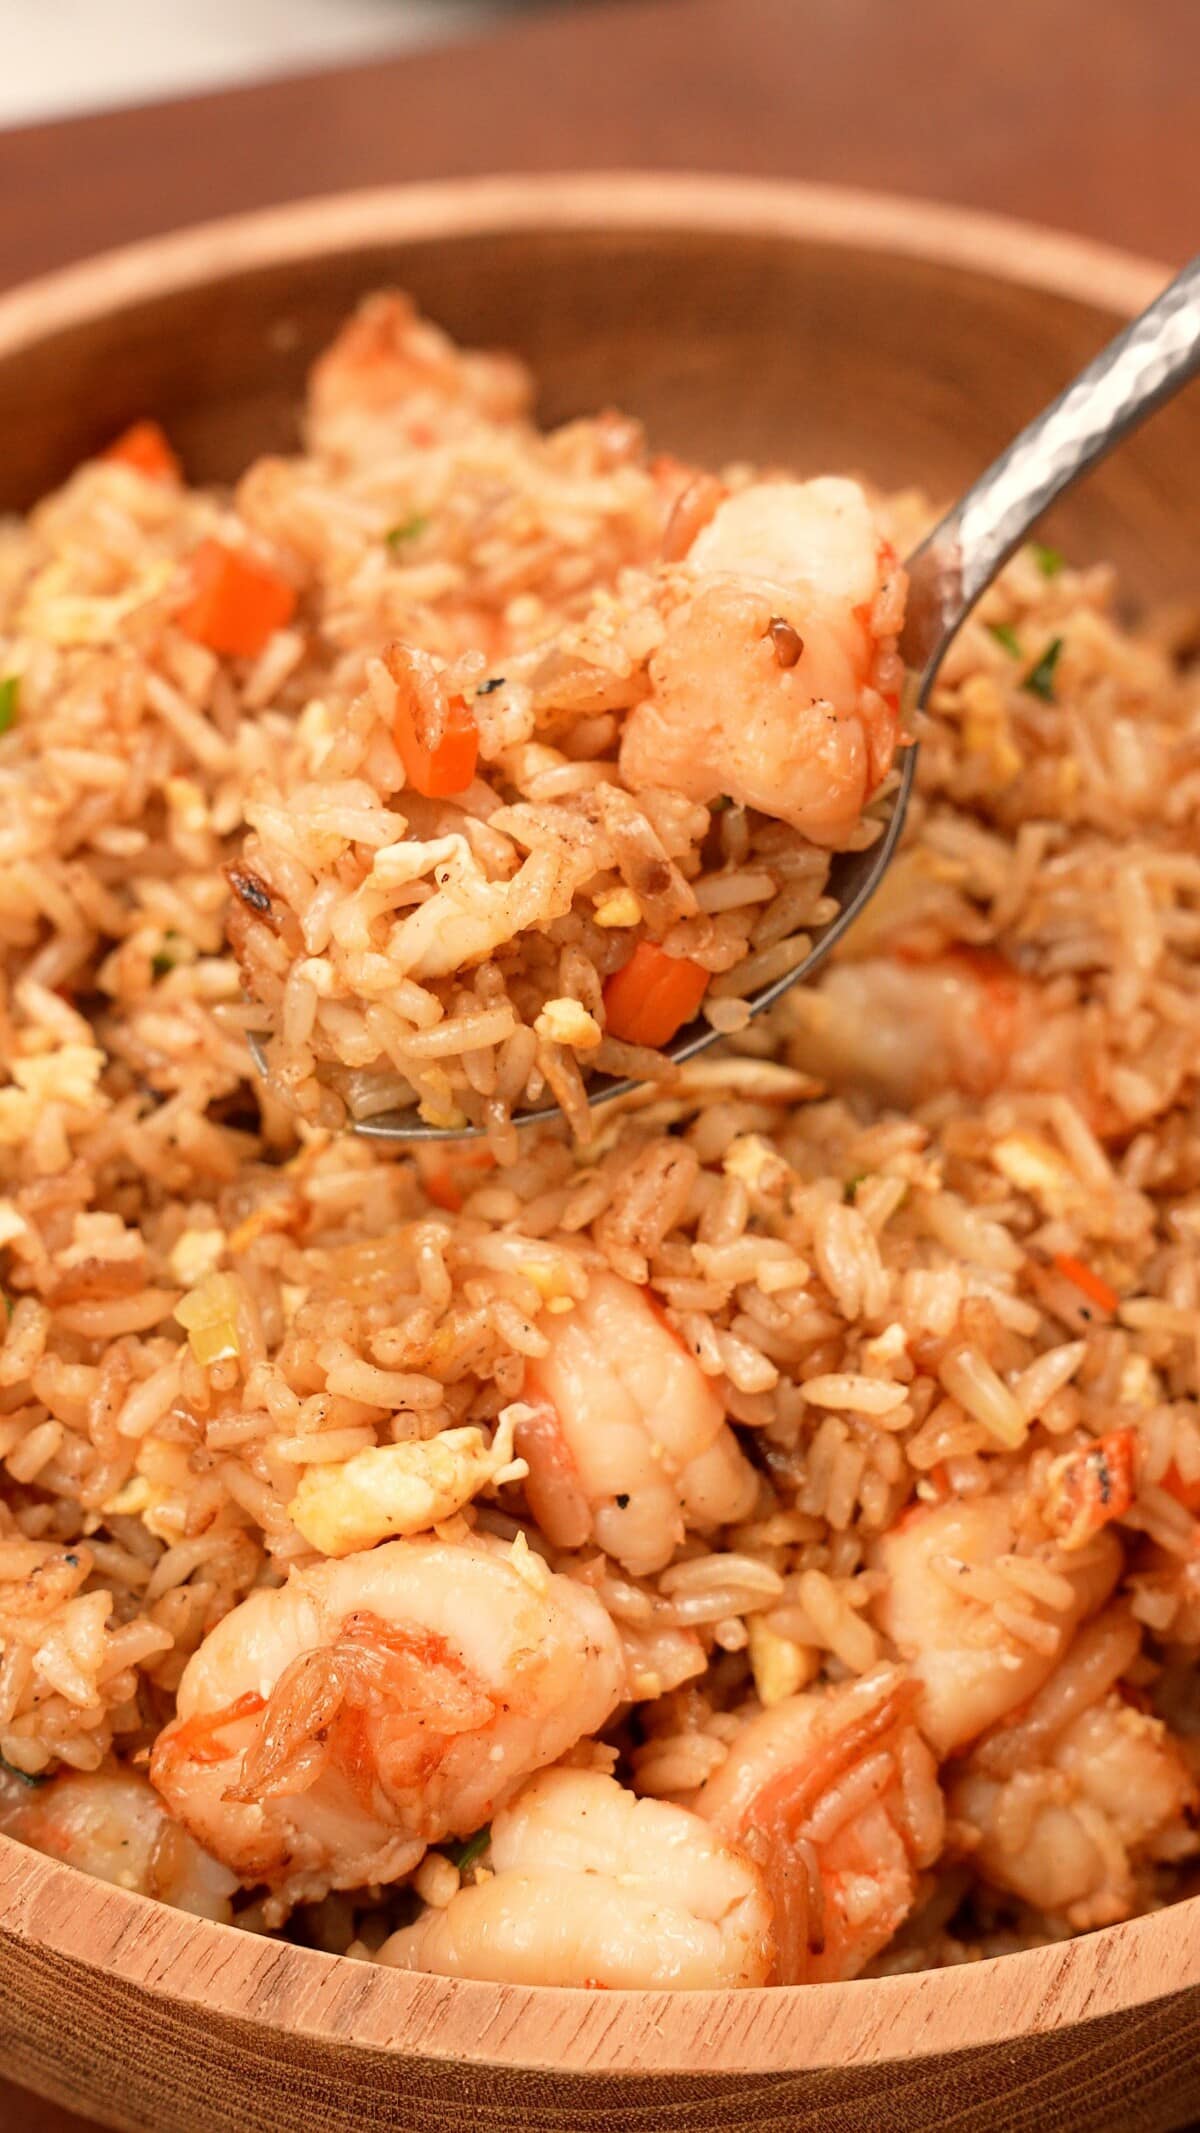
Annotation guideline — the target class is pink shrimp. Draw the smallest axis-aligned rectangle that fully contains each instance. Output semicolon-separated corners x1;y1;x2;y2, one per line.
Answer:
620;478;905;846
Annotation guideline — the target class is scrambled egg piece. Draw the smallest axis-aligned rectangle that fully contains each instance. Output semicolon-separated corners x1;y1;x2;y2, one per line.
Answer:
959;675;1023;787
0;1046;106;1144
168;1228;226;1287
592;887;642;929
289;1407;527;1556
174;1272;243;1365
164;778;210;834
12;1045;104;1106
721;1133;792;1198
18;556;174;647
991;1130;1084;1217
533;997;603;1050
102;1439;195;1541
747;1618;819;1707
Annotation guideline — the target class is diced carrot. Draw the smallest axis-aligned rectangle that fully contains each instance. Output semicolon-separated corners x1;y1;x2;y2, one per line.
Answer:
1053;1252;1120;1317
1161;1464;1200;1516
459;1145;498;1172
417;1144;495;1214
177;539;297;659
423;1170;463;1214
1045;1428;1136;1548
602;940;711;1049
394;687;478;799
102;419;181;482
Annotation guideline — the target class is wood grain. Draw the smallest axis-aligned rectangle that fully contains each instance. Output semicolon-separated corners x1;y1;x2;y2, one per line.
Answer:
5;1833;1200;2132
0;0;1198;293
2;173;1200;2132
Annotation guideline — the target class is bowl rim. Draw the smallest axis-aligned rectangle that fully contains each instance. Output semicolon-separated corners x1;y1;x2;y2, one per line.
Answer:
0;169;1171;357
0;173;1193;2080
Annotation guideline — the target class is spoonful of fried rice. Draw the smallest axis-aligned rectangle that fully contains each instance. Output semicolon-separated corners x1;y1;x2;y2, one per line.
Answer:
241;256;1200;1147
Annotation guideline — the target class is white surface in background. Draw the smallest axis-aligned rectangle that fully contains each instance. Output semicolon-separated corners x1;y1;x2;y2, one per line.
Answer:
0;0;509;127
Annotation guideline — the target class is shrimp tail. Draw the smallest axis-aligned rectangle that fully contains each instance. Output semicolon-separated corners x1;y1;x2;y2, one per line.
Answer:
225;1612;494;1808
224;1648;344;1804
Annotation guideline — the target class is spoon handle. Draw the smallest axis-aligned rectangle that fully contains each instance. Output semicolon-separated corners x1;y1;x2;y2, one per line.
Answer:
907;253;1200;673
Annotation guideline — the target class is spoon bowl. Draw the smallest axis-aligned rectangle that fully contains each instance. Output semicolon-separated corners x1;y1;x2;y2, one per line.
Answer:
244;748;918;1140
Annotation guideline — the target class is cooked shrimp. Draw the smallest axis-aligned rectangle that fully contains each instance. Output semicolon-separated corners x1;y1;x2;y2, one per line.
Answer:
619;479;905;845
953;1697;1194;1929
521;1268;758;1577
150;1536;624;1906
696;1666;943;1983
0;1765;238;1922
378;1766;774;1989
788;949;1038;1107
950;1610;1196;1928
308;292;531;432
871;1497;1122;1756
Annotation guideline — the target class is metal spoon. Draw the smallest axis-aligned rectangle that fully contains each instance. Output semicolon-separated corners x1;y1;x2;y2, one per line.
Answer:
248;252;1200;1142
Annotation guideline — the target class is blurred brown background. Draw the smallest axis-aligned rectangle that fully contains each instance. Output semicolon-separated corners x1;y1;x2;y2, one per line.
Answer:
1;0;1198;2126
1;0;1198;291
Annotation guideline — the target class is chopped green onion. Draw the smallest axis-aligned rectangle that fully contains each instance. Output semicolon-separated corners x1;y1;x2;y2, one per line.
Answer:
152;930;184;979
1031;541;1065;578
844;1173;868;1202
0;676;18;734
0;1753;49;1787
385;513;430;550
987;623;1021;657
1022;637;1064;702
448;1826;491;1874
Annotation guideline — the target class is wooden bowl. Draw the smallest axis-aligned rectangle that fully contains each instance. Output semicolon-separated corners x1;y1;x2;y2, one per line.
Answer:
2;176;1199;2133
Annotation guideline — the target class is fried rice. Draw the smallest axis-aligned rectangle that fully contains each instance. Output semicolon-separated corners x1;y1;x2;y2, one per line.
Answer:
1;292;1199;1989
227;298;904;1146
